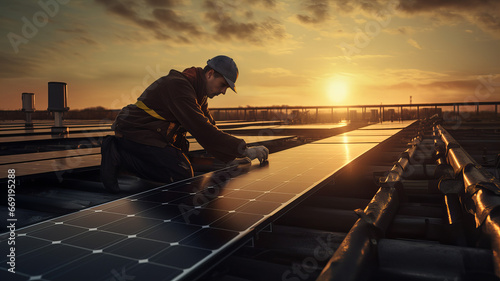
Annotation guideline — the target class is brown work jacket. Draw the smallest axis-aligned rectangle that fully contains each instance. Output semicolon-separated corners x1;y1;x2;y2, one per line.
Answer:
112;67;247;162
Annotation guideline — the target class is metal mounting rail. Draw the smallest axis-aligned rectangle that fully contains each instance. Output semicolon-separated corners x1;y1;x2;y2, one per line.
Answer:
315;121;427;281
316;116;500;280
435;125;500;276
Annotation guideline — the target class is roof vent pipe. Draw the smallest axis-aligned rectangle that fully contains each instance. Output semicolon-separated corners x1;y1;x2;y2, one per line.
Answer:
47;82;69;134
21;92;35;128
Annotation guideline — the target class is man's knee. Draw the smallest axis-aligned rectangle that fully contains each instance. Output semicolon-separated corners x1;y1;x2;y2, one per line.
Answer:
175;156;194;180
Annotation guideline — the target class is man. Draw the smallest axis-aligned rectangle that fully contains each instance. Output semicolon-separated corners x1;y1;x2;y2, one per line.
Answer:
101;55;269;193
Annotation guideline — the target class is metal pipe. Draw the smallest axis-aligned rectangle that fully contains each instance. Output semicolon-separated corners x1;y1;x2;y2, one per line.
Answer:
434;159;454;179
438;126;500;277
484;214;500;277
439;131;460;152
399;137;437;179
394;157;408;174
408;137;421;148
316;186;399;281
433;129;446;157
401;147;417;160
447;148;476;176
402;164;437;179
462;163;499;192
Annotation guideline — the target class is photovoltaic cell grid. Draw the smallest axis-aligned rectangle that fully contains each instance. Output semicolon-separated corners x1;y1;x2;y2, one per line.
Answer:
0;121;413;281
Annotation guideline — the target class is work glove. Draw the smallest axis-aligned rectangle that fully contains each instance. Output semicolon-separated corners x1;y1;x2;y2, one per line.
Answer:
227;157;252;166
243;145;269;164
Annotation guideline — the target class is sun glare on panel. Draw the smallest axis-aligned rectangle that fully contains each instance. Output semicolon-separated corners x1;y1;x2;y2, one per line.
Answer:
327;78;349;104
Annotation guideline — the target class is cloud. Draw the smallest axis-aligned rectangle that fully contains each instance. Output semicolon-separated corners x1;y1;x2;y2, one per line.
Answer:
94;0;169;40
395;0;500;37
396;0;488;13
297;0;330;24
294;0;500;37
56;25;102;47
74;36;100;46
422;79;479;90
94;0;288;45
95;0;140;20
295;0;398;27
327;54;394;61
251;67;292;76
382;68;449;82
384;73;500;99
407;38;422;49
384;78;482;103
387;76;500;103
474;11;500;32
249;67;307;88
255;0;277;9
384;26;432;35
202;0;287;45
144;0;182;7
152;8;203;38
0;51;42;78
57;27;89;34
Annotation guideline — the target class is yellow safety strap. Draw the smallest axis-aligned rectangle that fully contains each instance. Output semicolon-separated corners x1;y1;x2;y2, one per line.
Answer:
134;100;165;120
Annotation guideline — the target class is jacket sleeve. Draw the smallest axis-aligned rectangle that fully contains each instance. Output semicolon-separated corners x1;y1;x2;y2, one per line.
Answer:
201;101;216;125
165;80;246;162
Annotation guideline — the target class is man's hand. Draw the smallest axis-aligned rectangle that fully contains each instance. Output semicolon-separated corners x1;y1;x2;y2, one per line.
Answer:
243;146;269;163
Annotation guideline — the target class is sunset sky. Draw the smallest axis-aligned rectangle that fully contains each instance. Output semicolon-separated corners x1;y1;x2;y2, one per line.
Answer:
1;0;500;110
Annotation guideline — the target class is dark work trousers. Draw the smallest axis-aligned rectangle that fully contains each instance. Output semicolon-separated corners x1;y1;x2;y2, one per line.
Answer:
106;135;194;183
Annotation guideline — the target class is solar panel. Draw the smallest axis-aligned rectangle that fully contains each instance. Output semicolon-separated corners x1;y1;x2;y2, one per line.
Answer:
0;148;100;165
0;131;112;144
223;125;279;131
312;135;388;144
223;123;347;133
1;154;102;178
187;135;294;152
0;135;294;179
277;124;348;129
215;120;282;129
0;121;412;280
0;130;292;145
0;126;113;136
358;120;416;130
332;129;402;136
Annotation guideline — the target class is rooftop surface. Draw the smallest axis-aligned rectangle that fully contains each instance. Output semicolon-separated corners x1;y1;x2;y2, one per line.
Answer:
1;116;499;281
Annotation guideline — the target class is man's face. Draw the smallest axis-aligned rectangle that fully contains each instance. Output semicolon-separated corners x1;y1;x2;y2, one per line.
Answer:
205;70;229;99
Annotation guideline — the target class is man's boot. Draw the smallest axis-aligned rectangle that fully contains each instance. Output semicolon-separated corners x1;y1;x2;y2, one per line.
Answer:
100;136;121;193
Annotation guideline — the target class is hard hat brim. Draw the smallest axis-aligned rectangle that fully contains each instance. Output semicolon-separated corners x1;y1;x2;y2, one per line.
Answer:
224;76;237;93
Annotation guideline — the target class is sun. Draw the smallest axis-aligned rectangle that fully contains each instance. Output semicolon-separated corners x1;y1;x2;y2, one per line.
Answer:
327;78;349;104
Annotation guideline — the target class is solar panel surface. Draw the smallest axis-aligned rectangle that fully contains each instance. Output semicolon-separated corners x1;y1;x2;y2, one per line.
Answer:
0;121;414;280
